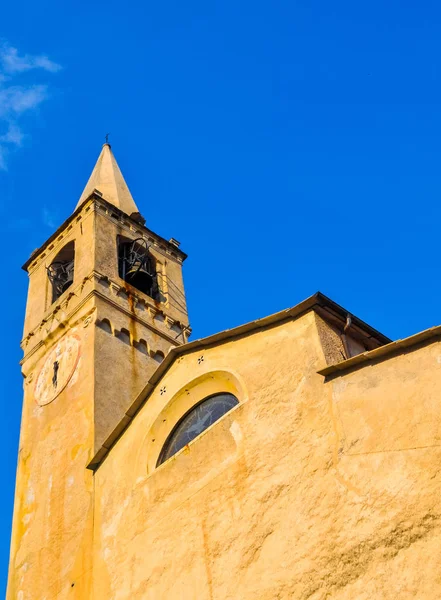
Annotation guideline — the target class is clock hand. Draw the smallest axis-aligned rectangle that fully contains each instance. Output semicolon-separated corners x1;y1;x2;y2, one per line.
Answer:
52;361;59;388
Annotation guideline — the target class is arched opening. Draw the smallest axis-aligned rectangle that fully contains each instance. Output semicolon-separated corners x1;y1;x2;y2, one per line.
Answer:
157;392;239;466
134;339;148;355
115;328;131;345
152;350;165;363
97;318;112;334
47;241;75;303
118;236;159;300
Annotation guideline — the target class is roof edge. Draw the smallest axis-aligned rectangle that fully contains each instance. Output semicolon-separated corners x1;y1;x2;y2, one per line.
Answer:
87;291;391;470
318;323;441;378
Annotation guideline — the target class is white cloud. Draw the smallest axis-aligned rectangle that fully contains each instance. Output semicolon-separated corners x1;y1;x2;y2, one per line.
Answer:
0;42;61;170
7;124;23;146
0;145;6;170
42;206;57;229
0;44;61;74
0;85;47;117
0;122;24;146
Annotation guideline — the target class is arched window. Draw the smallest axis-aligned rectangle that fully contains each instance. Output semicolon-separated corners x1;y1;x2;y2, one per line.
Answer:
157;393;239;466
47;241;75;303
118;236;158;299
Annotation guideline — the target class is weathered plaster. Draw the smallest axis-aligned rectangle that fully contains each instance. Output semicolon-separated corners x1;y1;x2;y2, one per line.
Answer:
91;313;441;599
9;145;441;600
9;149;190;597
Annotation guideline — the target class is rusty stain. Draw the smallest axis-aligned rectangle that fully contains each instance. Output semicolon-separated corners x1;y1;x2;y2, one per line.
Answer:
126;288;136;314
200;518;214;600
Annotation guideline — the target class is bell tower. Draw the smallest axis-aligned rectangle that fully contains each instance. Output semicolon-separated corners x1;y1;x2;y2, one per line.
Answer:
7;144;189;598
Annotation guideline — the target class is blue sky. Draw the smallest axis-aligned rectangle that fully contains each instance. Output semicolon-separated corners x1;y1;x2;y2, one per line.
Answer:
2;0;441;591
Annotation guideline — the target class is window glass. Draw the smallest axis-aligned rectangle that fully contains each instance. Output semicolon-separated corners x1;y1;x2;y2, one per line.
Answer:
157;393;239;466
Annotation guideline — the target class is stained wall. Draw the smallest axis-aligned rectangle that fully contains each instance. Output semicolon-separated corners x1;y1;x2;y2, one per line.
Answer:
8;194;190;599
92;312;441;599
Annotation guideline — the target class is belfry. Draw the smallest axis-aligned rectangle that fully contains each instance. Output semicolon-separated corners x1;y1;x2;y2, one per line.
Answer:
8;146;441;599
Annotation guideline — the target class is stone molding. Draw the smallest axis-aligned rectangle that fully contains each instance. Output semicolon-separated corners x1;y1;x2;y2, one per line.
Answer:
95;201;183;264
20;306;96;370
23;194;186;274
26;204;94;275
93;270;190;338
21;270;191;362
95;317;168;362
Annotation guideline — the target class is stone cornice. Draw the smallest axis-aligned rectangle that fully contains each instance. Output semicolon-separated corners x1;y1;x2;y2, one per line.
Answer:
23;200;95;274
23;192;187;273
91;270;190;335
95;201;184;265
20;305;96;368
92;196;187;260
93;289;186;346
21;270;191;362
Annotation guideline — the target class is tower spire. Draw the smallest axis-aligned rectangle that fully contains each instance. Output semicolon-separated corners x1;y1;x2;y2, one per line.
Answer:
76;143;139;216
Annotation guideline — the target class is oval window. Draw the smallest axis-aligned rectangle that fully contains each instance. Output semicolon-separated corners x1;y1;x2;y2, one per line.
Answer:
157;393;239;466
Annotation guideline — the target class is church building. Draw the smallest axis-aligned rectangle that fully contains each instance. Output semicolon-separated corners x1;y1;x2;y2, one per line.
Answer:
7;145;441;599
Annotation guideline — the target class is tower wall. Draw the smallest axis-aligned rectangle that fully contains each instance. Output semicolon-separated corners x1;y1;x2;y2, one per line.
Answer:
9;156;189;599
8;304;96;599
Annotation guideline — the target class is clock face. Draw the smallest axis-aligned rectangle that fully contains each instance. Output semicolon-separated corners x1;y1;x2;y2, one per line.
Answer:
34;334;80;406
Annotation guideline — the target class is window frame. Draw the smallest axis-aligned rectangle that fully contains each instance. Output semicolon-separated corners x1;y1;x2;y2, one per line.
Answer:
156;392;239;467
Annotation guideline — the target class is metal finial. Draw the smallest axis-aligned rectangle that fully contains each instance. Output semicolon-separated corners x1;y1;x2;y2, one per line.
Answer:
105;133;110;144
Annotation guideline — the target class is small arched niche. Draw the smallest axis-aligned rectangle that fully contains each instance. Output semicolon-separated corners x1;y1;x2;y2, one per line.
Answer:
134;339;148;355
97;318;112;334
47;241;75;303
115;328;131;345
152;350;165;363
117;235;159;300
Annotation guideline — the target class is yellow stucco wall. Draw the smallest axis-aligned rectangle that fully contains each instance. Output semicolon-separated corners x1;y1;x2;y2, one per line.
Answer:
92;312;441;599
8;317;96;599
92;312;330;598
8;195;190;599
321;339;441;598
11;186;441;599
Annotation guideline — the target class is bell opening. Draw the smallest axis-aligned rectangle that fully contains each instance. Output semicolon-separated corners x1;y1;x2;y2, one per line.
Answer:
60;277;74;295
126;269;154;297
47;241;75;303
118;236;158;300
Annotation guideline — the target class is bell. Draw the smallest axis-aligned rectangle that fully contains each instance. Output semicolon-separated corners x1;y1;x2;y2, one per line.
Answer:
126;264;154;296
59;278;73;295
48;260;74;300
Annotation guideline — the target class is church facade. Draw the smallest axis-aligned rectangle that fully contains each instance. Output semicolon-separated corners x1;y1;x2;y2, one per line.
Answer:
7;145;441;599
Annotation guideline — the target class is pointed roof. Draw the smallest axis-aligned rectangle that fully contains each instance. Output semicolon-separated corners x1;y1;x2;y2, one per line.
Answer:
76;144;139;215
